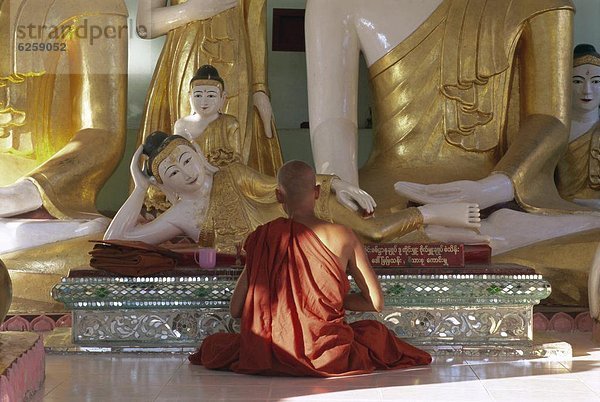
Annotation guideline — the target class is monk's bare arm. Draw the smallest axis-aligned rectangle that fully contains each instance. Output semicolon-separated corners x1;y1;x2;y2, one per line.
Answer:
230;267;249;318
343;230;384;312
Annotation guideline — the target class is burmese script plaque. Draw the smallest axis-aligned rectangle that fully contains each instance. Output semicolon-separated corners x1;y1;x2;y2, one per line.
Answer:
365;243;464;268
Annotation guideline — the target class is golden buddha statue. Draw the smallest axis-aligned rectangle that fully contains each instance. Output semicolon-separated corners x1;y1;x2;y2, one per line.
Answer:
0;0;127;218
0;0;128;310
556;44;600;207
136;0;283;177
305;0;600;306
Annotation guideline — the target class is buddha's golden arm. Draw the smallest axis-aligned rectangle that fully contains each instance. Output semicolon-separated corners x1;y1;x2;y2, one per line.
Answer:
327;199;423;243
244;0;269;95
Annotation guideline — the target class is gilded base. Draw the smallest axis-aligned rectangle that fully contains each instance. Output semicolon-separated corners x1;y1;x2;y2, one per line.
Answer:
493;229;600;307
1;234;97;313
0;260;12;322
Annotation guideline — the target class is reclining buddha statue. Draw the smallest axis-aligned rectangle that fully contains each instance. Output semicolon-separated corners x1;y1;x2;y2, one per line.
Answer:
105;131;483;255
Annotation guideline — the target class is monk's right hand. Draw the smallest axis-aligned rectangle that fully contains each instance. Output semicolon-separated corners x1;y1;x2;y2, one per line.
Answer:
130;145;151;190
331;178;377;215
418;202;481;229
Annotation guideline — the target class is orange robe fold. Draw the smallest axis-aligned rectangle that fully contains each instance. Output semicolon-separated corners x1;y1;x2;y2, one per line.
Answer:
191;217;431;376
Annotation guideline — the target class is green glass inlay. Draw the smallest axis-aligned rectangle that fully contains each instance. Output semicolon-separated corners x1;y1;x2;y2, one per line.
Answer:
95;287;109;298
486;285;501;295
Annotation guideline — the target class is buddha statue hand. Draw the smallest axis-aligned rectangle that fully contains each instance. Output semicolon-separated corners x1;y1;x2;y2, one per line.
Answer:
418;202;481;229
331;178;377;214
0;179;43;217
132;145;180;204
131;145;152;190
253;92;273;138
395;174;515;210
424;225;491;245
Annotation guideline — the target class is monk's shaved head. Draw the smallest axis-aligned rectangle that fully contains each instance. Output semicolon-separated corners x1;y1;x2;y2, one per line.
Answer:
277;160;317;201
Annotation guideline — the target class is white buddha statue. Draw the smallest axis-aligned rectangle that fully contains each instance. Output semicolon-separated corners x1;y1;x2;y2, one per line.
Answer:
174;65;243;168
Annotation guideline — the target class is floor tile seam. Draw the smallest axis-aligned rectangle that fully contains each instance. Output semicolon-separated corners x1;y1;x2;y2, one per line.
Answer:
466;362;484;380
578;378;600;397
153;366;182;402
42;379;64;397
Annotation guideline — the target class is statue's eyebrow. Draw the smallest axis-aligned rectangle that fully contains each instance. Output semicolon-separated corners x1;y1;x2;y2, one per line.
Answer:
179;151;191;162
164;164;177;175
573;75;585;80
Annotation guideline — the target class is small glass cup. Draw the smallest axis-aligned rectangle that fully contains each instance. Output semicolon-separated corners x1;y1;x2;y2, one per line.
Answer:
194;247;217;269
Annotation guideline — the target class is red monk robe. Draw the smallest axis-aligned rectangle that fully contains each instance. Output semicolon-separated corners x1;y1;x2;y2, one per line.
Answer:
190;217;431;376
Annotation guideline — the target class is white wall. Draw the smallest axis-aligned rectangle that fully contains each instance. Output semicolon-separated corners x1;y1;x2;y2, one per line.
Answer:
573;0;600;51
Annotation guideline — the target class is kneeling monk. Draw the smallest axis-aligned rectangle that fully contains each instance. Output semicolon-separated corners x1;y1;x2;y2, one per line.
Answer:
190;161;432;376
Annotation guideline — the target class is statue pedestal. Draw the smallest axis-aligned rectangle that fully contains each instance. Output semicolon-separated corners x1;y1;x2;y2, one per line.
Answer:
0;218;109;254
52;264;553;356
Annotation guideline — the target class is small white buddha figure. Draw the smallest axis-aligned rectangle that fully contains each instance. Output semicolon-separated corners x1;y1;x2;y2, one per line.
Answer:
174;65;243;168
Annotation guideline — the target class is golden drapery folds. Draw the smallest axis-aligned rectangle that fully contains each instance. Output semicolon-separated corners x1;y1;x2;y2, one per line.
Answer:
557;123;600;200
0;0;128;219
194;114;243;167
138;0;282;176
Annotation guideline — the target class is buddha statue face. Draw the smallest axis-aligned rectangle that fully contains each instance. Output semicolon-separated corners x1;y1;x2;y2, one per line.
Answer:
190;84;226;118
572;64;600;114
157;144;207;194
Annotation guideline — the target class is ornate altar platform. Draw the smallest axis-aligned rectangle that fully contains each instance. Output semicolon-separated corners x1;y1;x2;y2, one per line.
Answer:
51;265;555;356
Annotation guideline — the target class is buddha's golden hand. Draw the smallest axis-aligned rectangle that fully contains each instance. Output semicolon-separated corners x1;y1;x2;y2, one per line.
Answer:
331;178;376;214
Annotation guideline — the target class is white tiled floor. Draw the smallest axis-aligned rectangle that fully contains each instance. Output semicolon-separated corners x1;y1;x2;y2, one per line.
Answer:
34;332;600;401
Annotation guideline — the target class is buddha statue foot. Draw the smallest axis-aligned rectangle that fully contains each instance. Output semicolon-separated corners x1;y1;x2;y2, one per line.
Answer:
0;180;43;218
0;217;110;254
